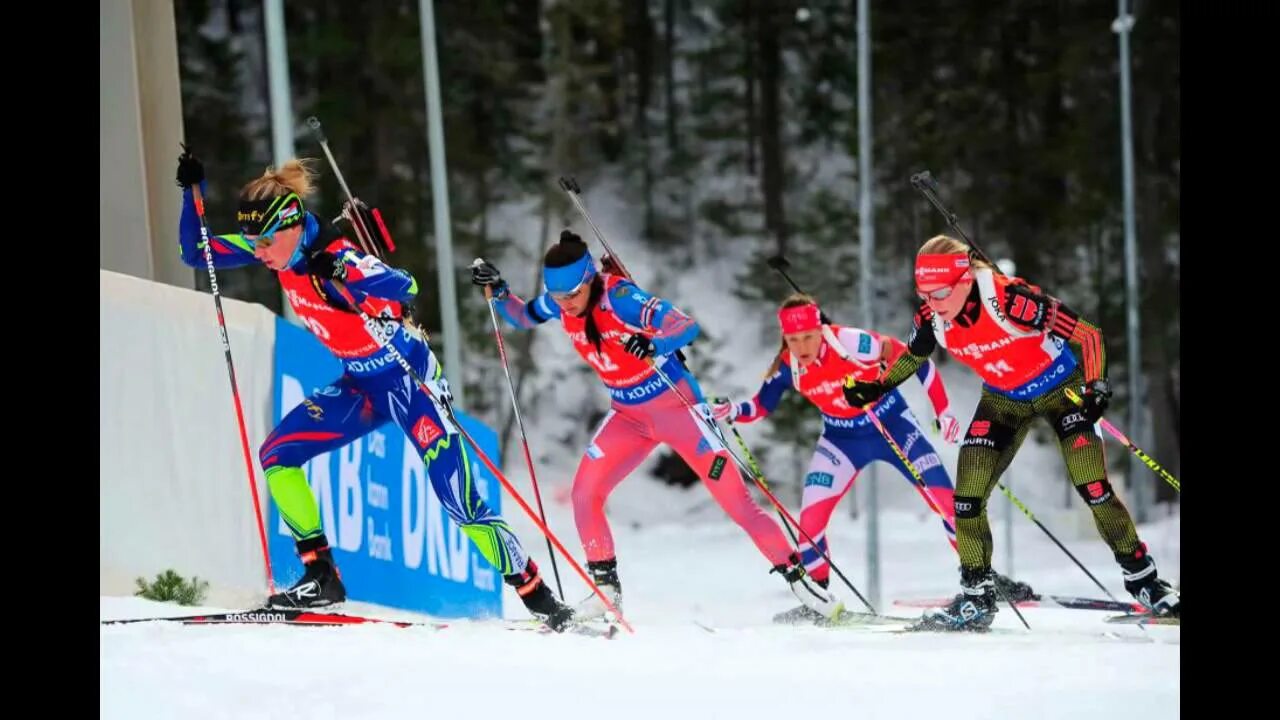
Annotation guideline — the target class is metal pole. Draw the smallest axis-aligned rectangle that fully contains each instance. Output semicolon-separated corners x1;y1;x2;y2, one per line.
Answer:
263;0;299;324
857;0;879;609
1113;1;1143;521
419;0;465;406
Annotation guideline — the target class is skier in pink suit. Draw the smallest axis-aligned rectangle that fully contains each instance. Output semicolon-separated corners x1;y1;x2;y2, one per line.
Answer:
471;231;841;621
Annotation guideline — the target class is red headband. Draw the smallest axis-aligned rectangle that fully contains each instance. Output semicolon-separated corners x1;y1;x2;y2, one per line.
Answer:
915;253;972;288
778;303;822;334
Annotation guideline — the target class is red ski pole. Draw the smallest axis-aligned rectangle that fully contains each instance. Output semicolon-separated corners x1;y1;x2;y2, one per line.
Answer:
189;176;274;594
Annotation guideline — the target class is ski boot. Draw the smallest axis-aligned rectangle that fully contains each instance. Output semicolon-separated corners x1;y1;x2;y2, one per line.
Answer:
573;558;623;622
268;540;347;609
1120;544;1180;617
911;566;998;632
773;553;844;621
774;573;838;624
993;572;1039;603
507;559;575;632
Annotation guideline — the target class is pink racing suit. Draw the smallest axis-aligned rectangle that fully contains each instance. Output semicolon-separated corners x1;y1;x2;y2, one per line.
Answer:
494;272;794;567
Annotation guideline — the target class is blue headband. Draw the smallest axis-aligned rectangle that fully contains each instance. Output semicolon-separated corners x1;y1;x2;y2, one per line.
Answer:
544;251;596;295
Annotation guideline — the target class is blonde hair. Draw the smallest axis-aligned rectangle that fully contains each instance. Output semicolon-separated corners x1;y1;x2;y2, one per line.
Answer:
239;158;320;201
766;292;820;377
918;234;994;271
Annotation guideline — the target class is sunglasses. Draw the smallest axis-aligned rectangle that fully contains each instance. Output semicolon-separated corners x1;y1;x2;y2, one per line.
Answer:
550;283;589;302
916;272;974;302
917;285;958;301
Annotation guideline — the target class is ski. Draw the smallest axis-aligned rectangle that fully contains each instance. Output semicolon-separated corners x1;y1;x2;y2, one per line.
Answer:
826;611;919;627
101;608;618;638
1036;595;1145;613
504;617;620;639
895;595;1143;613
100;608;448;628
1105;613;1179;626
563;620;620;639
773;608;918;628
877;623;1022;636
860;624;1153;643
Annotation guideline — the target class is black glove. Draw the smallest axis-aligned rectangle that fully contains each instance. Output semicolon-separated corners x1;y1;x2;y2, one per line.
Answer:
470;260;508;298
307;251;347;281
176;147;205;189
912;302;935;329
1003;282;1052;331
1079;379;1112;424
471;259;504;285
843;377;888;408
623;334;656;359
905;302;939;357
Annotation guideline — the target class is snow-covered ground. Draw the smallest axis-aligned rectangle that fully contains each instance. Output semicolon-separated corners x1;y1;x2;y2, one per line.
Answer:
102;504;1178;720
